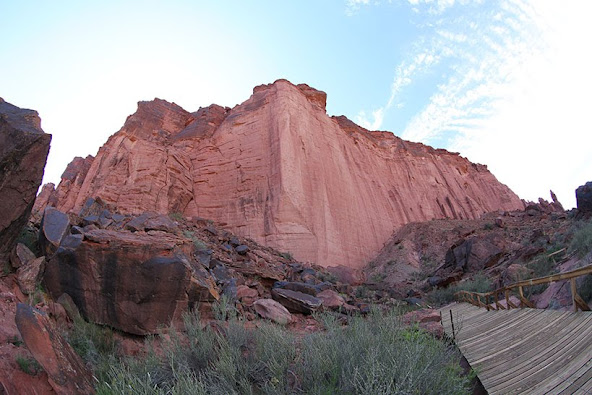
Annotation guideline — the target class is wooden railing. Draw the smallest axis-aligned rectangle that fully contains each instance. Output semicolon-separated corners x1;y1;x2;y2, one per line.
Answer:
456;262;592;312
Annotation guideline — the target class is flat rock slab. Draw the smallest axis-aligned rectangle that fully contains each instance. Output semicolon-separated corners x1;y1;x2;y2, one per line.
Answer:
253;299;292;325
15;303;94;394
271;288;322;314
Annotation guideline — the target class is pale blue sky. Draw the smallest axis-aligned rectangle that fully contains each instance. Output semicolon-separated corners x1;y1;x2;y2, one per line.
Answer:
1;0;590;208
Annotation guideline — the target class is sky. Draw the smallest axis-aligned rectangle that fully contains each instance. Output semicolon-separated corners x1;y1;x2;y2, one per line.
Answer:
1;0;590;208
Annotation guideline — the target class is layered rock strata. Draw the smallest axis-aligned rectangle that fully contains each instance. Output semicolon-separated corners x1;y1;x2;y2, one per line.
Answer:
43;80;524;268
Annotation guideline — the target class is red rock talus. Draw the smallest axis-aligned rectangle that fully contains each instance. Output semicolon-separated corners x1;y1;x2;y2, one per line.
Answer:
48;80;524;268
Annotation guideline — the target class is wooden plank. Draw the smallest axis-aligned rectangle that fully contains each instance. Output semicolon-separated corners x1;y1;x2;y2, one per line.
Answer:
441;303;592;395
483;313;592;386
541;357;592;394
510;331;592;394
458;310;545;352
572;372;592;394
474;311;577;372
486;314;592;393
462;312;554;361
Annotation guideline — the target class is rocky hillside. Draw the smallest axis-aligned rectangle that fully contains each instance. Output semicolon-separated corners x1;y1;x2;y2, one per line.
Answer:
37;79;524;268
366;190;592;310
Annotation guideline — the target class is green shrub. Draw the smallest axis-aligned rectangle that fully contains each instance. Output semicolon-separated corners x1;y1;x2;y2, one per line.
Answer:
65;316;117;381
212;294;238;321
370;272;386;283
279;251;293;260
182;230;209;251
427;273;493;306
169;212;184;222
16;355;42;376
296;310;469;394
569;221;592;258
17;225;40;256
317;271;338;284
93;309;471;394
579;275;592;303
27;285;46;306
2;261;12;277
8;335;23;347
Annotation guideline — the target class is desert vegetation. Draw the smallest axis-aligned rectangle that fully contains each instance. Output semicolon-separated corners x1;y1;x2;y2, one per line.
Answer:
65;305;472;394
426;273;494;306
569;220;592;258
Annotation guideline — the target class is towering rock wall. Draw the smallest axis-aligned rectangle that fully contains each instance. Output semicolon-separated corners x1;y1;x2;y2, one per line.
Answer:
47;80;524;268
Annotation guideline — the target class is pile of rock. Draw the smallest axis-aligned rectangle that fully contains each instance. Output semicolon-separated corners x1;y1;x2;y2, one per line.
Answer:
31;198;375;335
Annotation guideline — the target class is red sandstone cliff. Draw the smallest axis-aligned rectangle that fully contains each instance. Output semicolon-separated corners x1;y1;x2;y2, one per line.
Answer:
43;80;524;268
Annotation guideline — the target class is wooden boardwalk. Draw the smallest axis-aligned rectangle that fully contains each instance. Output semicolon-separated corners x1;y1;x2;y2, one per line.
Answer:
440;303;592;394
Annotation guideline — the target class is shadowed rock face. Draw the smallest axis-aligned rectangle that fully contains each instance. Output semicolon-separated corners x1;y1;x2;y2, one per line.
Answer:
43;80;524;268
0;98;51;260
44;229;217;335
576;181;592;215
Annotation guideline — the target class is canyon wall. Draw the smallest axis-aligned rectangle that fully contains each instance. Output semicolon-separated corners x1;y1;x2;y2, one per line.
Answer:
45;80;524;268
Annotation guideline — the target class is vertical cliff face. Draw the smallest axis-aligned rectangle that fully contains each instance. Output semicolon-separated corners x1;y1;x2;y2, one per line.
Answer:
48;80;524;268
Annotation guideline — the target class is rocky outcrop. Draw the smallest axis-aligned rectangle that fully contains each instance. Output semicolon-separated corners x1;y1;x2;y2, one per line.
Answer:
576;182;592;215
37;204;356;334
44;228;218;335
45;80;524;268
15;303;95;394
0;98;51;261
434;236;506;287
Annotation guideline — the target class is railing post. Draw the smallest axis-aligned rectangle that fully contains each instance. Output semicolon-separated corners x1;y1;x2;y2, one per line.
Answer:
450;309;455;341
571;278;579;312
505;289;511;309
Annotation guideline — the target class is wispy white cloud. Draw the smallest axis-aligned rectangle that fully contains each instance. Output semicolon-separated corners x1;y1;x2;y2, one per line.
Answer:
351;0;592;207
356;108;384;130
345;0;371;16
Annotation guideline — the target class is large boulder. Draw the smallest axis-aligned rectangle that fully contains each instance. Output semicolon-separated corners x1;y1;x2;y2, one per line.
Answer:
316;289;346;310
16;256;45;295
0;98;51;261
10;242;36;269
253;299;292;325
271;288;322;314
44;229;218;335
576;182;592;215
39;207;71;257
15;303;95;394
